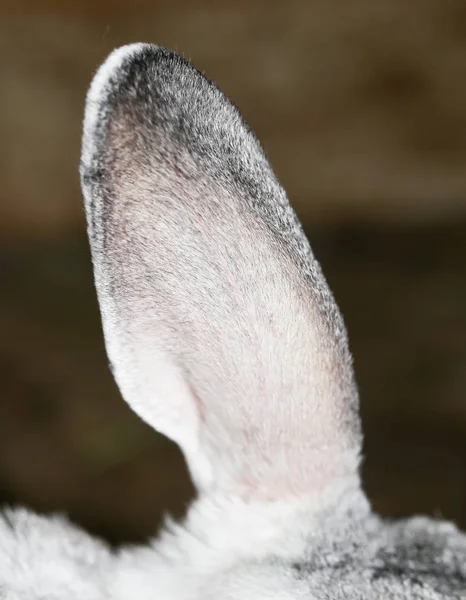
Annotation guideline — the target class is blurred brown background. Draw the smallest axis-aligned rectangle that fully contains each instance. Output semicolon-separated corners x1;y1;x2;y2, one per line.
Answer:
1;0;466;544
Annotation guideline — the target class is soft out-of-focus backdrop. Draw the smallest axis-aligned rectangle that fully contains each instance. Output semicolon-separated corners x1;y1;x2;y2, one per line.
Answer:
1;0;466;543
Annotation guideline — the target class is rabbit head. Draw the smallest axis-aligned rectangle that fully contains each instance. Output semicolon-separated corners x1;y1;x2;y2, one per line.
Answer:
80;44;466;599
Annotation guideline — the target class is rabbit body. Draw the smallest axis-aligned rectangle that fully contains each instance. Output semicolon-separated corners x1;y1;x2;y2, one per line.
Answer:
1;43;466;599
107;490;466;599
3;494;466;599
0;509;112;600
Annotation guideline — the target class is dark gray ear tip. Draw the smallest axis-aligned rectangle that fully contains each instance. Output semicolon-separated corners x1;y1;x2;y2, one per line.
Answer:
80;42;224;238
98;43;192;96
86;43;179;99
81;43;214;170
82;43;170;142
83;43;207;123
81;44;167;194
80;42;250;198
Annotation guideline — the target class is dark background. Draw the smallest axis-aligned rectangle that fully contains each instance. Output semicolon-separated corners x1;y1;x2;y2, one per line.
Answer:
1;0;466;544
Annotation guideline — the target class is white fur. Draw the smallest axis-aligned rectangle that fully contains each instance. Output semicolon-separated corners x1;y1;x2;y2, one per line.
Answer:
0;509;112;600
108;485;367;600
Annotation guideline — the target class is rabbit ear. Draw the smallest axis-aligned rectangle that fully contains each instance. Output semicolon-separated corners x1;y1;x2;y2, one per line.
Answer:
80;44;362;500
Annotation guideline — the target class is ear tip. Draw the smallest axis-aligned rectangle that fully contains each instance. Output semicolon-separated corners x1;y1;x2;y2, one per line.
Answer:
81;43;199;166
82;43;155;148
86;42;158;100
81;43;163;204
80;41;226;195
82;42;190;126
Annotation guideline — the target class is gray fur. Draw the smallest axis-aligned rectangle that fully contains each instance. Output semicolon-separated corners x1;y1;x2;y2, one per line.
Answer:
292;515;466;598
0;43;465;599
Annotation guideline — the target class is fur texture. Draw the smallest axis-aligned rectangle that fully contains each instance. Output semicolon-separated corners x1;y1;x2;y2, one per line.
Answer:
1;43;465;599
80;43;361;499
0;509;112;600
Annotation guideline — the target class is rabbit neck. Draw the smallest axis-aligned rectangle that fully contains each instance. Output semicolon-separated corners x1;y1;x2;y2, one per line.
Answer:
109;480;370;600
182;477;368;561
